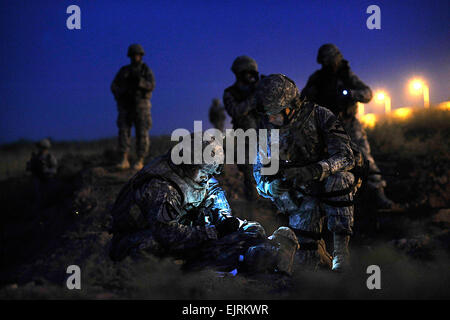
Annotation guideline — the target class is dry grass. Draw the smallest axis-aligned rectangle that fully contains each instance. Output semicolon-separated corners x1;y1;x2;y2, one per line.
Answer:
0;109;449;299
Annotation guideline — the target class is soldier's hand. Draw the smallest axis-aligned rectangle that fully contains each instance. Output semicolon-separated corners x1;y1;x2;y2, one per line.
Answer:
268;179;289;197
338;89;355;105
344;89;354;99
204;224;219;240
215;217;241;238
284;164;322;185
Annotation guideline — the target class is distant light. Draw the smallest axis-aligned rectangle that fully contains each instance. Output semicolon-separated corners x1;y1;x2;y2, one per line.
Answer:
393;107;413;119
376;92;385;101
374;90;391;113
360;113;377;128
408;78;430;108
437;101;450;110
409;78;425;95
357;102;365;118
342;89;348;96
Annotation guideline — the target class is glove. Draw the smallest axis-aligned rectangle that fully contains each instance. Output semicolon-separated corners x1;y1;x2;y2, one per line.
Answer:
343;89;354;99
268;179;289;197
283;164;322;185
204;224;219;240
215;216;241;238
337;89;355;107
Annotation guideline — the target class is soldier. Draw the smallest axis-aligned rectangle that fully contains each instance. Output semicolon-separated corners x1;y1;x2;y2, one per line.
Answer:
26;139;58;210
111;44;155;171
109;136;298;275
223;56;260;200
301;43;395;209
254;74;357;272
208;98;226;132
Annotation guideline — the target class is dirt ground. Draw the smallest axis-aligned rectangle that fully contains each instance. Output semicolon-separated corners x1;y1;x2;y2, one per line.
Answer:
0;108;449;299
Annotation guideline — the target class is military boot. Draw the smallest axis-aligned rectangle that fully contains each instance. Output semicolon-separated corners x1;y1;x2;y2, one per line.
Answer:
332;233;350;272
373;187;406;212
374;187;394;209
116;153;130;170
269;227;300;275
295;239;332;270
133;157;144;171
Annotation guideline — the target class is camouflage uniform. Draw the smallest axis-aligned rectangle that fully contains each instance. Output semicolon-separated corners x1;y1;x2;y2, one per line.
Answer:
301;44;393;208
111;44;155;169
254;74;356;271
110;139;298;275
26;139;58;210
208;98;226;132
223;56;260;200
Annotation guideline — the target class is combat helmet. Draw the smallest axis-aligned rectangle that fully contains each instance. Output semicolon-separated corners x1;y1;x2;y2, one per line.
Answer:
317;43;342;65
36;138;51;149
127;44;145;57
231;56;258;75
212;98;221;106
255;74;299;115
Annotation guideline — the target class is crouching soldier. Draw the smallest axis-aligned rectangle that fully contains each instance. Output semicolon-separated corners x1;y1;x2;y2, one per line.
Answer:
109;136;299;275
26;139;58;211
254;74;357;272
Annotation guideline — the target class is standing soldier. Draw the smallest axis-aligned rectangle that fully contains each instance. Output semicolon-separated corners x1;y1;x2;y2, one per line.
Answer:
301;44;395;209
26;139;58;211
111;44;155;171
223;56;260;200
254;74;357;272
208;98;226;132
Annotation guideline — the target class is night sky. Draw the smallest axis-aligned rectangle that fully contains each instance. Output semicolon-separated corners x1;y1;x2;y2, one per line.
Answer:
0;0;448;143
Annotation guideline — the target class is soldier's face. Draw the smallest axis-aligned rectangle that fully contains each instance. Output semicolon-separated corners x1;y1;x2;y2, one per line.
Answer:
130;54;143;64
191;167;211;185
322;56;342;72
240;71;258;85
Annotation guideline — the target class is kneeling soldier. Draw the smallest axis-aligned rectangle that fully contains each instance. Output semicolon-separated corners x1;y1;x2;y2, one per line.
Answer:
254;74;357;272
109;136;298;275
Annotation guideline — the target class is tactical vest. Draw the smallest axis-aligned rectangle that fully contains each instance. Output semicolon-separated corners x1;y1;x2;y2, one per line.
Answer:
224;84;259;129
116;63;153;104
278;102;325;165
111;155;210;232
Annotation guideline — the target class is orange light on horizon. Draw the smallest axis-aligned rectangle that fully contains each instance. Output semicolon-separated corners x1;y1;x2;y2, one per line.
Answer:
376;92;385;101
374;90;391;114
437;101;450;110
408;78;430;108
393;107;413;119
357;102;365;118
360;113;377;128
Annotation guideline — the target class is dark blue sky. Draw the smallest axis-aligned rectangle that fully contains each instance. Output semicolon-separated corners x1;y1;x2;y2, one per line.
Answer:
0;0;448;143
